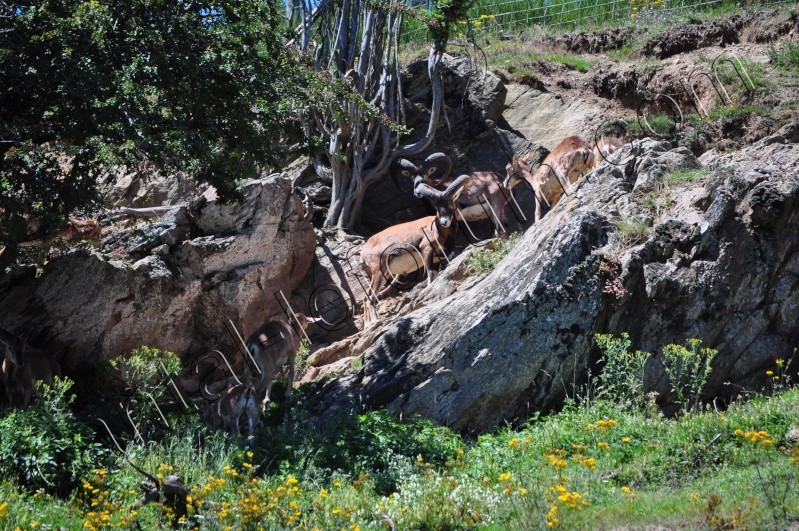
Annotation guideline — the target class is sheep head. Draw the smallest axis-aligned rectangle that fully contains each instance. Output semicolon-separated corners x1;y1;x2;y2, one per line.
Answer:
413;174;471;228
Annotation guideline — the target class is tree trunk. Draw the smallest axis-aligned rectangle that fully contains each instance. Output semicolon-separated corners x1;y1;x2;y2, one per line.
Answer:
298;0;448;232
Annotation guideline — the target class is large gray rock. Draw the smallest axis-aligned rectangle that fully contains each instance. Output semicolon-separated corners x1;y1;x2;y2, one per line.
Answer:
309;124;799;434
97;163;201;208
0;176;315;372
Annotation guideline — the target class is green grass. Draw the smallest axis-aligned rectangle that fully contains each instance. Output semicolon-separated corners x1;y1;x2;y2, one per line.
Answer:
546;53;591;72
627;114;679;137
712;57;771;93
614;216;650;244
2;382;799;528
666;168;708;185
466;233;520;275
768;39;799;72
486;41;592;81
707;103;771;121
402;0;756;43
642;186;671;215
607;44;634;62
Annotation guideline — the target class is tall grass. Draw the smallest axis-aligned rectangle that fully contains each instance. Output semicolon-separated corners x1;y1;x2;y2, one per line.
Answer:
403;0;786;43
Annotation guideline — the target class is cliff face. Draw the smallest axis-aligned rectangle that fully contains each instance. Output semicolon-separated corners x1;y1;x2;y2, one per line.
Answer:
307;124;799;434
0;176;315;372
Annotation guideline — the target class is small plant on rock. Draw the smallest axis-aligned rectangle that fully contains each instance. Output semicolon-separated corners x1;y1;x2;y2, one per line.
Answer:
595;333;649;409
660;338;716;414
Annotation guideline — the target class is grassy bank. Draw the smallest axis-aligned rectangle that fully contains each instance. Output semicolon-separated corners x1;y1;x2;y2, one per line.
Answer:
1;352;798;529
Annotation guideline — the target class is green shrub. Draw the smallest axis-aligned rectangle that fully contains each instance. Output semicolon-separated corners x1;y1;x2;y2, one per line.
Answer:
768;40;799;71
107;345;183;441
296;338;311;370
660;338;716;414
0;378;109;495
466;233;519;275
613;216;650;247
595;333;649;409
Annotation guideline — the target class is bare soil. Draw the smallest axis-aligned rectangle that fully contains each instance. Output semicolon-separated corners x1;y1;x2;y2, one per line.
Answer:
496;6;799;155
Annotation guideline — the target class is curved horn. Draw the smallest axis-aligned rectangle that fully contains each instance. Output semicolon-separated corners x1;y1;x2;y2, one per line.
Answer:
442;174;471;199
421;152;452;185
413;181;446;201
390;158;420;196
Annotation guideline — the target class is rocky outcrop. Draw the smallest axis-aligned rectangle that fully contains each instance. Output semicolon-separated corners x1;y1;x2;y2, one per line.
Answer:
0;176;315;372
97;163;202;208
308;123;799;434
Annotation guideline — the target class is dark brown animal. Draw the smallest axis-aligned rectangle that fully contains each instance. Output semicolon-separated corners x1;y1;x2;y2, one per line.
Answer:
244;313;311;409
0;330;61;408
59;216;102;241
393;153;510;235
360;176;471;325
215;384;262;435
592;135;625;167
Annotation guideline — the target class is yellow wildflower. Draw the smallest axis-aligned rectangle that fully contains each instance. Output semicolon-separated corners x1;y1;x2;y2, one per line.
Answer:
546;504;559;527
499;472;513;482
547;453;568;468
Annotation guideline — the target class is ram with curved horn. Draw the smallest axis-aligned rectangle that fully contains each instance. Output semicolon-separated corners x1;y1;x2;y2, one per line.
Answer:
393;153;510;236
0;330;61;409
360;175;471;326
504;135;594;222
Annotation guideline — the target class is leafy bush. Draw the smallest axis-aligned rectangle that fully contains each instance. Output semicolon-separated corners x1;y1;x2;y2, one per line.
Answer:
107;345;183;441
660;338;716;414
595;333;649;409
466;233;519;275
0;378;109;495
318;410;463;471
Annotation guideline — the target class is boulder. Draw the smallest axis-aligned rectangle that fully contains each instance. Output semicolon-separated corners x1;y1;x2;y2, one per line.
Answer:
0;175;315;372
309;124;799;434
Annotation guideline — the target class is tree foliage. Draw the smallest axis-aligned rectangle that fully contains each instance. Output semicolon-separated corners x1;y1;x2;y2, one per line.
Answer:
0;0;319;255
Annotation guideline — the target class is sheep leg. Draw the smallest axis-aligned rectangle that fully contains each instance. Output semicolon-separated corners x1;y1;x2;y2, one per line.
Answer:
422;245;437;286
284;361;295;399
